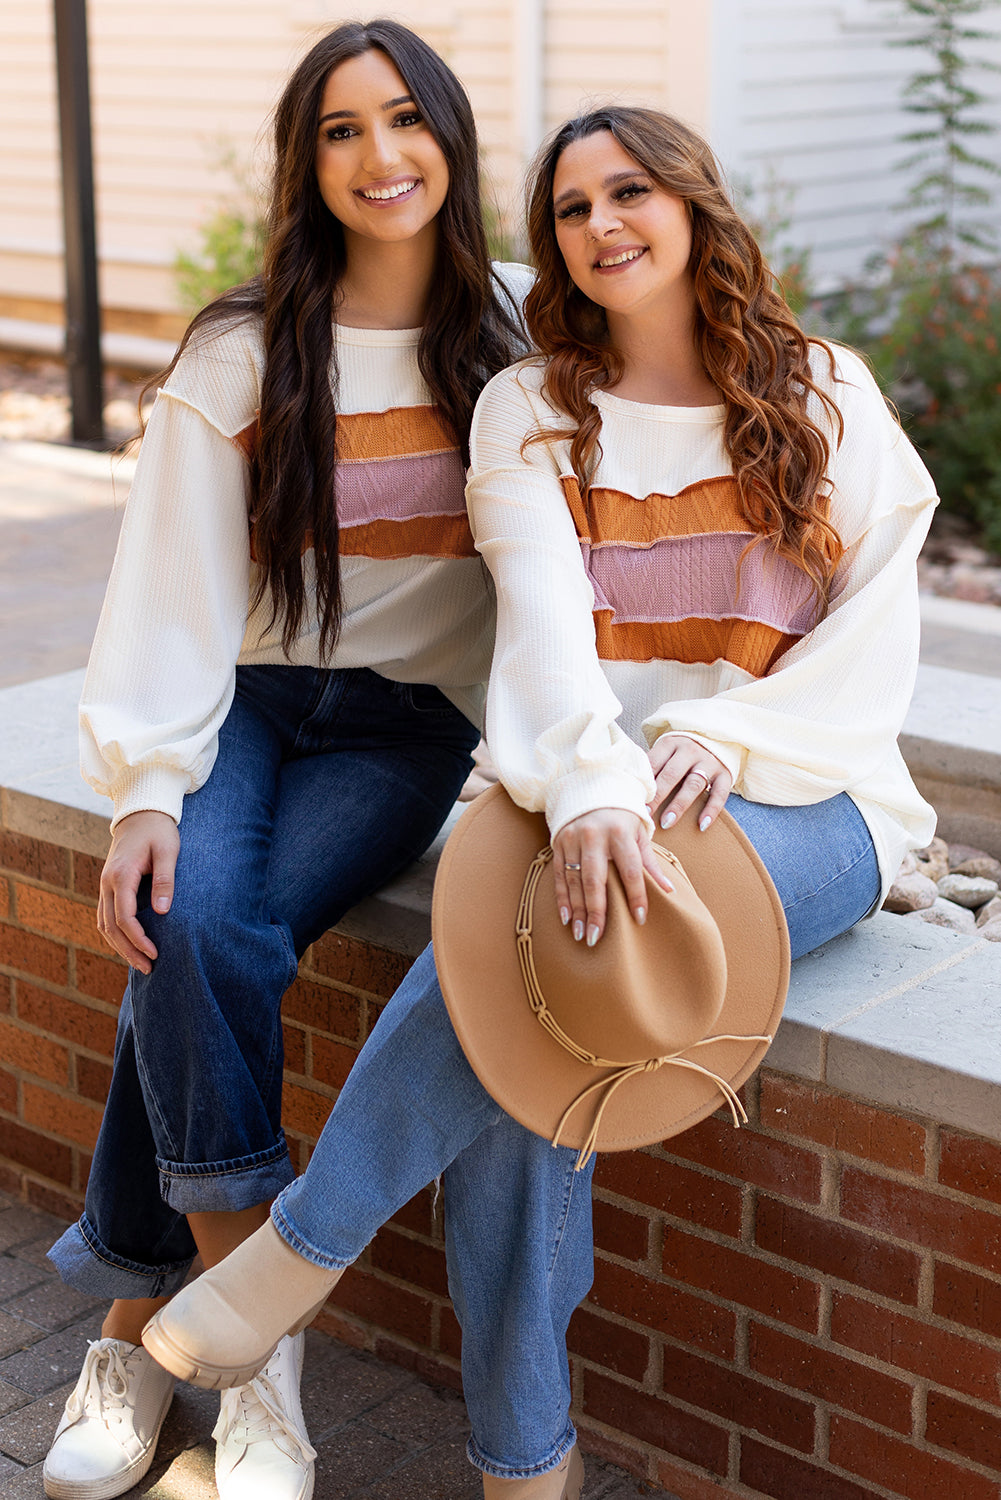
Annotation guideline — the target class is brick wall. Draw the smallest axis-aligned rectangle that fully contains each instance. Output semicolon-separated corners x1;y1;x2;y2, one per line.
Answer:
2;827;1000;1499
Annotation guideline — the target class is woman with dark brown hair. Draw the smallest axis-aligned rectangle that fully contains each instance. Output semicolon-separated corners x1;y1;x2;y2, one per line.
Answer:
42;19;543;1500
133;106;937;1499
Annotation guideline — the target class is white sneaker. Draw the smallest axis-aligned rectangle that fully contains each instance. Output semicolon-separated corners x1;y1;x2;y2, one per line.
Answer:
213;1332;316;1499
42;1337;174;1499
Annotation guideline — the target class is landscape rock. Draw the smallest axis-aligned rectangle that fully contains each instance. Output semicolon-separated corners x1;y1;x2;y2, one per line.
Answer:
976;896;1001;929
914;837;950;884
936;873;999;910
883;872;939;914
953;854;1001;883
948;842;994;870
905;898;978;935
897;851;919;877
980;917;1001;943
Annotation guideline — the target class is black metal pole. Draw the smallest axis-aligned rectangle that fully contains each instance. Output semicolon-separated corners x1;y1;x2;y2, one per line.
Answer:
53;0;104;445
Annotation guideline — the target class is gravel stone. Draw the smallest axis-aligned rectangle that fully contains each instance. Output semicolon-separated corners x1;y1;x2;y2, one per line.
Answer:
905;898;979;934
883;872;938;913
936;873;999;909
976;896;1001;928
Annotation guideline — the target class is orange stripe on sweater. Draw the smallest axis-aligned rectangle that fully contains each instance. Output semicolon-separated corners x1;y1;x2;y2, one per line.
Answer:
593;612;798;675
339;512;475;560
231;405;458;467
561;474;749;546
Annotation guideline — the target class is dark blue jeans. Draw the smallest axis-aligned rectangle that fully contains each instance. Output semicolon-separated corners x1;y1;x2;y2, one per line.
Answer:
49;665;479;1297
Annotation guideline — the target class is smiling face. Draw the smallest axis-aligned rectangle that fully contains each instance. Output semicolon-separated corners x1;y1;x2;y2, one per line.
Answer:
552;130;694;321
314;48;450;253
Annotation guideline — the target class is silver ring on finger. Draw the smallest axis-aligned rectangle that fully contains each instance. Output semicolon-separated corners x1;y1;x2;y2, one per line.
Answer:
564;861;582;872
687;768;711;792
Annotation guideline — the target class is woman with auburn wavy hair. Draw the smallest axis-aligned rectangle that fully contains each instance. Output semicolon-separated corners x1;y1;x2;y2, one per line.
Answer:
42;19;556;1500
126;107;937;1500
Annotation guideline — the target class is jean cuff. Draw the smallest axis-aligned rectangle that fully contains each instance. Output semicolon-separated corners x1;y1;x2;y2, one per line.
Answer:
466;1425;577;1479
270;1197;356;1272
157;1135;295;1213
47;1214;195;1300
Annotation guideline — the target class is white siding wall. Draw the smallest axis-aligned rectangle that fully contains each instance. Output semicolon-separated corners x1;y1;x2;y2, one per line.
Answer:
709;0;1001;288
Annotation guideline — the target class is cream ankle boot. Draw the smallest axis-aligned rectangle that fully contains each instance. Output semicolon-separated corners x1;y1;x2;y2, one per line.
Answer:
142;1220;345;1391
481;1445;583;1499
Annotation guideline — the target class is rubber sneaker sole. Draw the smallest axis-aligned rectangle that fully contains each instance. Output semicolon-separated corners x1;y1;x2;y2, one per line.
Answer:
42;1386;172;1500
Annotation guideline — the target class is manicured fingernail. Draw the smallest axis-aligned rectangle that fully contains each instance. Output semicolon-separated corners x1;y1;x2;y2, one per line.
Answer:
699;815;711;832
636;907;646;925
587;925;600;947
661;811;676;829
560;906;570;926
573;920;584;942
154;897;169;913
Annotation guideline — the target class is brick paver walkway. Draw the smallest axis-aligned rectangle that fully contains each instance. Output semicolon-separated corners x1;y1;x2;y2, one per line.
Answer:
0;1194;663;1498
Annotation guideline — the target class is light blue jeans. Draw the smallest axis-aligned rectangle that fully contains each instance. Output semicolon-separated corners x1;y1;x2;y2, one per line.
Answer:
270;790;881;1480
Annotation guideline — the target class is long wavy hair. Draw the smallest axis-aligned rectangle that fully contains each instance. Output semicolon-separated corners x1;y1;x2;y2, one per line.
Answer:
525;107;845;604
149;20;523;657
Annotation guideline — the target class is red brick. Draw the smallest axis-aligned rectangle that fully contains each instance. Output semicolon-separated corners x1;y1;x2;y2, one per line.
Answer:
663;1111;824;1204
0;926;69;986
756;1196;921;1302
595;1152;741;1238
655;1454;745;1500
75;950;127;1005
329;1265;433;1345
0;881;9;922
0;974;11;1013
16;886;101;951
664;1227;820;1333
27;1177;81;1221
282;1023;306;1076
71;853;104;900
759;1074;927;1176
830;1291;1001;1403
0;1119;73;1185
0;1017;69;1086
829;1413;997;1500
22;1083;102;1152
282;977;363;1042
76;1055;112;1105
748;1322;913;1433
739;1436;878;1500
933;1262;1001;1341
939;1131;1001;1209
307;933;413;998
389;1188;434;1239
281;1081;336;1140
0;1066;17;1114
15;983;118;1055
582;1369;729;1474
592;1195;650;1263
568;1305;650;1382
926;1389;1001;1471
311;1035;359;1091
840;1167;1001;1274
0;832;70;888
590;1258;735;1359
369;1226;449;1297
661;1347;814;1452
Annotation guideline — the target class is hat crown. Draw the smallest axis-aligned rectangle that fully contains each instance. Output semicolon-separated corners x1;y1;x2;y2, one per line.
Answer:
527;849;729;1067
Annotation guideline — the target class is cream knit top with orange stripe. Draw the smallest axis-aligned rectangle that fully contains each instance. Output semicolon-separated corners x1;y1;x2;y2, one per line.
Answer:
80;262;533;829
466;346;937;902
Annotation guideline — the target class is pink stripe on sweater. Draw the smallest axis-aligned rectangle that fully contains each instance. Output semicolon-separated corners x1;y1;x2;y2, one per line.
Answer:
581;532;818;634
336;450;466;530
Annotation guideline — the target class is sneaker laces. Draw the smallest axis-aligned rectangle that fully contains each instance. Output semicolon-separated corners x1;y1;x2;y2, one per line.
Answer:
213;1371;317;1466
64;1340;135;1426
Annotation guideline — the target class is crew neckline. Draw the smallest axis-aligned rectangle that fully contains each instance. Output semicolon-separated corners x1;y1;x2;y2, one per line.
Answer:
333;323;422;346
593;388;725;421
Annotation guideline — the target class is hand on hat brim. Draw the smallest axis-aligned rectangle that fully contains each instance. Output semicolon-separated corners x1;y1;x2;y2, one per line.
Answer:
552;809;675;947
648;735;732;833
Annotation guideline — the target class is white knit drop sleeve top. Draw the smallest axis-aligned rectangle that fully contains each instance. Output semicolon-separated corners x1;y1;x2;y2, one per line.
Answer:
466;344;938;901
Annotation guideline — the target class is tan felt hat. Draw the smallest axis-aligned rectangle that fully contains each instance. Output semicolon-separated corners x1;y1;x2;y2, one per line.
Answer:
432;785;789;1166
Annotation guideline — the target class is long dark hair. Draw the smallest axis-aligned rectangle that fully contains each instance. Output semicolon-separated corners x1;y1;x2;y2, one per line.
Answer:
150;19;523;657
525;107;844;605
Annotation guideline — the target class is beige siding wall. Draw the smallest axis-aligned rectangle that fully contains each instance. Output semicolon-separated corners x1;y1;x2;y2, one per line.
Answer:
0;0;713;332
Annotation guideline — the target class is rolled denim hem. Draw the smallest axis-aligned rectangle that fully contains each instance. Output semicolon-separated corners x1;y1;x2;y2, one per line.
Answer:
270;1200;356;1272
47;1214;194;1300
157;1136;295;1214
466;1424;577;1479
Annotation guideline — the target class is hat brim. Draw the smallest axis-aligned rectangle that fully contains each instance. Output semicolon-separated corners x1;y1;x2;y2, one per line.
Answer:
432;785;789;1153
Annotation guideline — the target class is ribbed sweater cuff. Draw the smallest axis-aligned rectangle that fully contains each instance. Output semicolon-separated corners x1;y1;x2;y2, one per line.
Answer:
545;769;655;842
109;766;188;832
